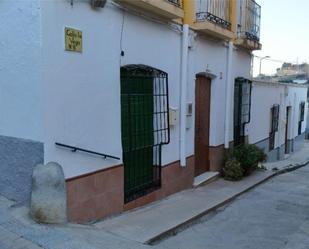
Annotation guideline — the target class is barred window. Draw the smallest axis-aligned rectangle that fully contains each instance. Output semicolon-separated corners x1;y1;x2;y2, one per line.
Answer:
269;104;279;151
298;102;305;135
300;102;305;122
270;105;280;133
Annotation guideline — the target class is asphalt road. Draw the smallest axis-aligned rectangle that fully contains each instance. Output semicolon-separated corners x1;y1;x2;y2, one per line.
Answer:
1;166;309;249
156;165;309;249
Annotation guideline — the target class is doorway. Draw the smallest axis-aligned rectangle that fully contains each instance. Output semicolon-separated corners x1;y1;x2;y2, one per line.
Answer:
285;106;291;154
120;65;170;203
194;75;211;176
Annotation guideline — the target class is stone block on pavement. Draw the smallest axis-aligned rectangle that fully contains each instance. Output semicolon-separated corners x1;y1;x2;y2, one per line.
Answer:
30;162;67;224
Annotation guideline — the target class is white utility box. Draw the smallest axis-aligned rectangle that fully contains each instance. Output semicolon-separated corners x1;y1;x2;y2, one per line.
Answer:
169;107;178;126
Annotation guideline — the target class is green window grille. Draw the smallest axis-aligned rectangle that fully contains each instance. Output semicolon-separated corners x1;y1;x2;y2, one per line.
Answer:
298;101;305;135
234;78;252;146
120;65;170;203
269;104;279;151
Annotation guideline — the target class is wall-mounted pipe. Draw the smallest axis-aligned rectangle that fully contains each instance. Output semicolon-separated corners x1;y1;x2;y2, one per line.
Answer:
277;92;283;160
180;24;189;167
224;41;233;149
291;92;297;151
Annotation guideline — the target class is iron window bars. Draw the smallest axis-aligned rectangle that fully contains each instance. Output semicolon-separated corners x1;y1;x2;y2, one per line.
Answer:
269;104;279;151
298;102;305;135
238;0;261;42
121;65;170;203
196;0;231;30
234;78;252;146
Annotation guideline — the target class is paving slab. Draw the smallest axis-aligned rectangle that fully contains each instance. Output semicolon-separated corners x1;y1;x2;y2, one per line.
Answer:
95;170;275;244
157;166;309;249
0;227;42;249
193;171;219;187
263;140;309;171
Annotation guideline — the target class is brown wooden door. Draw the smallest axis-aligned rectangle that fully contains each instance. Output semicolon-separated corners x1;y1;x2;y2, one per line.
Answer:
194;75;211;176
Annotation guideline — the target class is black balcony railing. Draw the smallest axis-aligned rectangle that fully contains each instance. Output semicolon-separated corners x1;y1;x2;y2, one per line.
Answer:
167;0;181;7
238;0;261;42
196;0;231;30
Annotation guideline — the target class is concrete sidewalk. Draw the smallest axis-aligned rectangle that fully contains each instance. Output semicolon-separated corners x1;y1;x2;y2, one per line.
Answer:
263;140;309;171
0;141;308;248
0;195;150;249
95;140;309;245
96;170;275;244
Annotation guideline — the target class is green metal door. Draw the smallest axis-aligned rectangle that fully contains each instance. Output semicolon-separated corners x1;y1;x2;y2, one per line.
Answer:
121;68;154;202
233;78;252;146
120;65;170;203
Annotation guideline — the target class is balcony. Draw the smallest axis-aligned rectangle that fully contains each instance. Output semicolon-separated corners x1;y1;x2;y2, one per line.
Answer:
194;0;235;40
235;0;261;50
115;0;184;20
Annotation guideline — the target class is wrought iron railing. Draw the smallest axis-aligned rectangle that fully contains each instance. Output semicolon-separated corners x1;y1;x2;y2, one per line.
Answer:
196;0;231;30
167;0;181;7
238;0;261;42
55;142;120;160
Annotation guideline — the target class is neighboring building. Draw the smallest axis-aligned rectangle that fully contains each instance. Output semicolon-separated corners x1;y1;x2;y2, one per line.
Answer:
273;62;309;83
276;62;309;77
1;0;306;223
247;81;307;161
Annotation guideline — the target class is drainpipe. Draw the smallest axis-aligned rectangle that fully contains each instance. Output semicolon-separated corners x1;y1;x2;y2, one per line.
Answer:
291;93;297;152
224;41;233;149
278;92;283;160
180;24;189;167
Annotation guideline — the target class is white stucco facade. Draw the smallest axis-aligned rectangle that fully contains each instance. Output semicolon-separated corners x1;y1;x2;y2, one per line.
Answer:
1;0;307;180
248;81;307;153
36;1;253;178
0;0;43;142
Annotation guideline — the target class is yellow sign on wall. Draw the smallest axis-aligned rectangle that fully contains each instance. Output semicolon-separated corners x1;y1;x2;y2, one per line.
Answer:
65;27;82;53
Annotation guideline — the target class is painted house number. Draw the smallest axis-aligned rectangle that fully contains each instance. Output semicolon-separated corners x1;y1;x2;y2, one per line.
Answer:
65;27;82;53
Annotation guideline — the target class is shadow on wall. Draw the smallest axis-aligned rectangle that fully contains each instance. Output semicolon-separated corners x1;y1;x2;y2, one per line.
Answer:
0;135;43;204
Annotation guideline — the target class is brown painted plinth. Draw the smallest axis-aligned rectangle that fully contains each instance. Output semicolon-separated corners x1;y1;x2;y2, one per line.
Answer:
66;156;195;223
66;165;124;223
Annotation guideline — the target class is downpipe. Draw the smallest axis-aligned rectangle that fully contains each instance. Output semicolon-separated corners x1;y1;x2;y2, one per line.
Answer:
224;41;233;149
180;24;189;167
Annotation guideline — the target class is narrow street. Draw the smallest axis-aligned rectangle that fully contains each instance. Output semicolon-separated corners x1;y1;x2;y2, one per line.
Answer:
156;165;309;249
1;165;309;249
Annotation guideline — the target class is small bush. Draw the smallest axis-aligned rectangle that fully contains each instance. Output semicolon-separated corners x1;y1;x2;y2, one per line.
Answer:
223;158;244;181
226;144;267;176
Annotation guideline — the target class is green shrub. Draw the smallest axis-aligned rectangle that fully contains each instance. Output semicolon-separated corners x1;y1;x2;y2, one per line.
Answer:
226;144;267;176
223;158;244;181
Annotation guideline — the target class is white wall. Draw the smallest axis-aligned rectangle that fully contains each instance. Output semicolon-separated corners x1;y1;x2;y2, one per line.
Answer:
190;37;227;147
248;81;307;148
119;12;182;166
230;47;252;142
248;82;283;145
41;1;124;178
39;1;254;178
0;0;43;141
286;86;308;138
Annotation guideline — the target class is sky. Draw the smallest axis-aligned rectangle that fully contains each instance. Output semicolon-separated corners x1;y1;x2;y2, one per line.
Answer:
252;0;309;76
